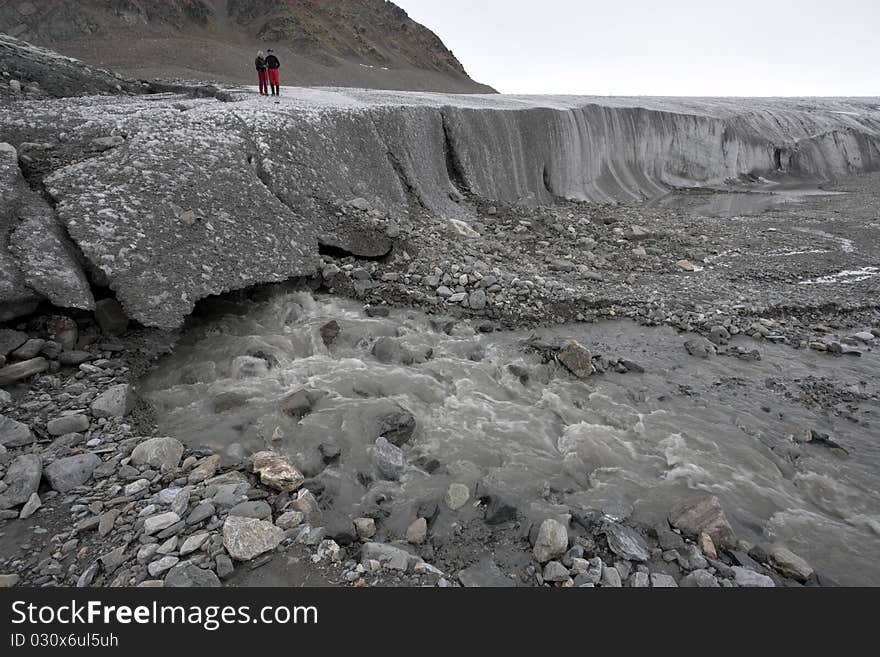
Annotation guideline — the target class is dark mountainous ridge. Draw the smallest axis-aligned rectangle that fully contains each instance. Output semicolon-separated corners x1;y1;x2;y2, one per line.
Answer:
0;0;494;92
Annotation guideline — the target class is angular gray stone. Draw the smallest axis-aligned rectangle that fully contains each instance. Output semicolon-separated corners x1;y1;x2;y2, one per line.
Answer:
43;453;101;492
186;501;215;525
164;561;221;587
680;569;720;587
0;454;41;509
650;573;679;588
131;436;184;471
46;414;89;436
533;518;568;563
629;571;650;588
0;415;33;448
144;512;181;535
250;451;304;492
215;554;235;579
9;205;94;312
223;515;283;561
558;341;594;378
148;555;179;577
361;542;417;572
603;522;650;562
373;436;405;480
732;566;775;588
444;483;470;510
179;533;210;556
228;500;272;521
594;565;618;589
19;492;41;519
90;384;134;418
543;560;570;583
669;496;737;550
768;545;814;582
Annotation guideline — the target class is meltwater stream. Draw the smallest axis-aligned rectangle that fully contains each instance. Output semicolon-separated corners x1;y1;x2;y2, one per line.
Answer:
141;293;880;585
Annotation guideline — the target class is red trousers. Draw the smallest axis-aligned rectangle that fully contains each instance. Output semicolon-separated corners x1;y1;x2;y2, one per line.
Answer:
268;68;279;87
258;70;268;95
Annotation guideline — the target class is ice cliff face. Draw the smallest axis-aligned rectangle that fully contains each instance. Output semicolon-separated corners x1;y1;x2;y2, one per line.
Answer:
2;83;880;327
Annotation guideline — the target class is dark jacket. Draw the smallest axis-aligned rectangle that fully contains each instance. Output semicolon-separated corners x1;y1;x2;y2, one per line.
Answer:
255;56;267;71
266;54;280;70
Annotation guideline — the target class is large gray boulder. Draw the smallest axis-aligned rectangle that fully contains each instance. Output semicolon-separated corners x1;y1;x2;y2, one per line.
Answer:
43;453;101;492
668;496;737;550
0;454;42;509
130;437;184;471
222;515;283;561
0;415;33;448
45;112;319;329
90;384;134;418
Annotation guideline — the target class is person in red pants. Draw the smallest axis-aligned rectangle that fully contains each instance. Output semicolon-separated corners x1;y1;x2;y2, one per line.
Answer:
255;50;268;96
266;49;281;97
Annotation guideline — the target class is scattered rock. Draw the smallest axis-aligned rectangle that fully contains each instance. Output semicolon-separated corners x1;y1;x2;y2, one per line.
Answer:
533;518;568;563
229;500;272;521
188;454;220;484
354;517;376;539
732;566;775;587
650;573;678;587
223;515;283;561
44;453;101;492
19;491;41;519
767;545;814;582
275;511;304;530
361;542;415;572
373;437;405;480
0;357;49;386
320;320;340;346
0;415;33;448
90;384;134;418
680;569;720;587
0;454;42;509
131;436;184;471
144;512;181;535
0;574;20;588
444;483;470;510
543;560;570;583
558;341;594;378
668;496;737;549
601;564;622;587
406;517;427;544
684;337;716;358
164;561;221;587
46;414;89;436
603;522;650;562
251;451;304;492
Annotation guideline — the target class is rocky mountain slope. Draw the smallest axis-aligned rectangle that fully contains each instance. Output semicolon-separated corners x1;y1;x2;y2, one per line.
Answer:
0;0;494;93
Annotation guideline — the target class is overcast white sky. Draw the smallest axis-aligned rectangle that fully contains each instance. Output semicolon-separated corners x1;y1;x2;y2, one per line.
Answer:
395;0;879;96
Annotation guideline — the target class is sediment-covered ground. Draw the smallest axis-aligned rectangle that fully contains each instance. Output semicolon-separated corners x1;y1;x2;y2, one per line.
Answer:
1;44;879;588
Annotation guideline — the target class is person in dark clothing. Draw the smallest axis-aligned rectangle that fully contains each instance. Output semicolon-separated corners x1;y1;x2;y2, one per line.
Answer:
255;50;268;96
266;49;281;97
